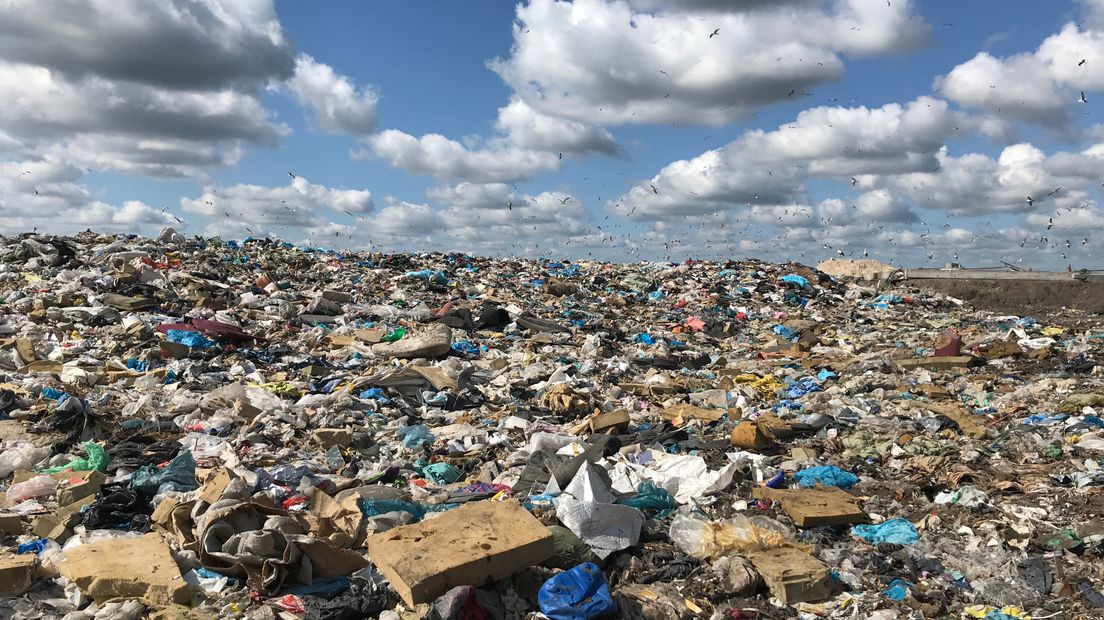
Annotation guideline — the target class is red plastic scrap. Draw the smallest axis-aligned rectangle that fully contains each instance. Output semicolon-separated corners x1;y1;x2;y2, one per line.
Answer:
155;319;261;342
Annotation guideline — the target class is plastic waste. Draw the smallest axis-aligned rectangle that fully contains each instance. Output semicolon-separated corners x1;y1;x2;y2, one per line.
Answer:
397;424;435;450
538;562;617;620
131;450;198;495
0;443;52;478
780;274;809;288
6;475;57;501
668;512;795;560
39;441;109;473
882;578;912;600
851;518;919;545
616;481;676;518
422;462;462;484
361;498;425;521
792;465;859;489
165;329;217;349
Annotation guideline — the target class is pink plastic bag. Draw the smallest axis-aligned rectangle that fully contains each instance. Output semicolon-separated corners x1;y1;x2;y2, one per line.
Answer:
5;475;57;502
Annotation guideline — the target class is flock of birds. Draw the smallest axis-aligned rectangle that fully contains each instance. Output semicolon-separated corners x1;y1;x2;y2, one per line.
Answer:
6;25;1099;268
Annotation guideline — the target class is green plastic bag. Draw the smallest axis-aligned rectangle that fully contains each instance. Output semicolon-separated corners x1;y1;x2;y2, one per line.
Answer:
617;481;676;518
380;327;406;343
39;441;110;473
423;462;462;484
132;450;198;495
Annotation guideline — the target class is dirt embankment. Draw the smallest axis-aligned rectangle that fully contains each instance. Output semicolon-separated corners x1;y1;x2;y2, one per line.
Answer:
907;278;1104;314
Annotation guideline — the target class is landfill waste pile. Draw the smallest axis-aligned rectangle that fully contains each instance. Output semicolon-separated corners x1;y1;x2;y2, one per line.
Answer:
1;229;1103;620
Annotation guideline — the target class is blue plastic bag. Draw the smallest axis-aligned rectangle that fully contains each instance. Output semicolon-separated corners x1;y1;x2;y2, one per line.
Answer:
780;274;809;288
538;562;617;619
451;340;480;357
792;465;859;489
852;518;919;545
165;329;217;349
361;498;425;521
883;578;912;600
358;387;391;404
785;377;823;399
398;424;435;450
17;539;48;555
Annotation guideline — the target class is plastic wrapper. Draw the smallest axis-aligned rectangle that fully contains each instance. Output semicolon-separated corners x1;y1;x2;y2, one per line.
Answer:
39;441;109;473
668;512;797;560
131;450;198;495
5;474;58;501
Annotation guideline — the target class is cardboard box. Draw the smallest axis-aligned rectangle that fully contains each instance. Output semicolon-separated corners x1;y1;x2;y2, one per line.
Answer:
368;501;553;606
753;485;866;527
749;546;830;604
59;533;190;604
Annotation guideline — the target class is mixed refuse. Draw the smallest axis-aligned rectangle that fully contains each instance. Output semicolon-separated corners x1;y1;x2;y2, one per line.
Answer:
1;229;1103;619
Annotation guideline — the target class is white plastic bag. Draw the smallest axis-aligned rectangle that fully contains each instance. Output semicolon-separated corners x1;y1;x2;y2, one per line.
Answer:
0;443;52;477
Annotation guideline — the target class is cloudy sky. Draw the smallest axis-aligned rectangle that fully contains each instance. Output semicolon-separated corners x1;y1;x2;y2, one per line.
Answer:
1;0;1103;269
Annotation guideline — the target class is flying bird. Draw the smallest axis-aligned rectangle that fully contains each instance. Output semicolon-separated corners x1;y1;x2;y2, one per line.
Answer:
851;177;858;186
650;184;658;194
1080;91;1088;103
1048;187;1062;195
1026;196;1034;206
709;28;720;38
288;171;296;179
1079;59;1087;66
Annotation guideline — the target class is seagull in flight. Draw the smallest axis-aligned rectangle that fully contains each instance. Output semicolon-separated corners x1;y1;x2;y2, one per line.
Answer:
709;28;720;38
1047;187;1062;196
650;184;658;194
288;171;297;179
1026;196;1034;206
851;177;858;186
1080;91;1088;104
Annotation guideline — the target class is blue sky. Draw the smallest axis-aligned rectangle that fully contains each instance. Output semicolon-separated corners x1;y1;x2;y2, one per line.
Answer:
1;0;1102;268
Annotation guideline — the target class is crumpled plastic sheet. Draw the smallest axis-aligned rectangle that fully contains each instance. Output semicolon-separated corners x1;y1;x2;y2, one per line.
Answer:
851;518;919;545
556;462;644;559
792;465;859;489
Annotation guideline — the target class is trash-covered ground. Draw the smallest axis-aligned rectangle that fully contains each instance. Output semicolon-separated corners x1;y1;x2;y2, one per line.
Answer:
2;230;1104;620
